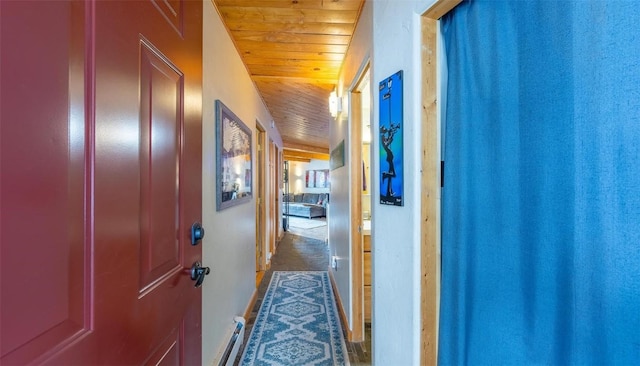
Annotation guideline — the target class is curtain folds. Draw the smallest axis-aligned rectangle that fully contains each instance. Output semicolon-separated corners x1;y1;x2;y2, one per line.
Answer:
439;1;640;364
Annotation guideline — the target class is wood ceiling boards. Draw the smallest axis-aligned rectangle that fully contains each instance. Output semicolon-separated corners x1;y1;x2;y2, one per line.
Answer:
283;148;330;162
214;0;365;154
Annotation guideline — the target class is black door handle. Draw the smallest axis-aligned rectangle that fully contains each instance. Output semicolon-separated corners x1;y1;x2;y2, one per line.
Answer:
190;261;210;287
191;222;205;245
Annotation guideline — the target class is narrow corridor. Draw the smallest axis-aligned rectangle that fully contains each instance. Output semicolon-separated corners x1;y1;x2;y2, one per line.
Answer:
235;231;371;365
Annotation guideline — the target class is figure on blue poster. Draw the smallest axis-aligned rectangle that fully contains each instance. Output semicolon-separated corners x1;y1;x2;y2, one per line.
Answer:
379;71;403;206
381;122;400;197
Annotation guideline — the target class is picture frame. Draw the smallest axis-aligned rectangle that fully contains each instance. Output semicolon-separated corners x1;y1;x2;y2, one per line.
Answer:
305;169;330;188
379;70;404;206
330;140;345;170
216;99;252;211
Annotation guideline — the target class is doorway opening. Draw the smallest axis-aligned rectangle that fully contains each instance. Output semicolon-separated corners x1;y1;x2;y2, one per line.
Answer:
348;61;372;346
268;139;277;258
281;149;331;243
256;123;266;286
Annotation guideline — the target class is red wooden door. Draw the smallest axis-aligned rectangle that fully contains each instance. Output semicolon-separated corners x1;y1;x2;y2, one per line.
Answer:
1;1;203;364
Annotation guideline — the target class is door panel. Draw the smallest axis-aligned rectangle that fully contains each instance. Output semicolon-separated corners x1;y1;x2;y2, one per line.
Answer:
150;0;184;36
138;41;183;293
0;0;203;364
143;326;181;366
0;1;91;364
91;0;202;364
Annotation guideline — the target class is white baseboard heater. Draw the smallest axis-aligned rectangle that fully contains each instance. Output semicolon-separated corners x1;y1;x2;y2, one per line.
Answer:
217;316;245;366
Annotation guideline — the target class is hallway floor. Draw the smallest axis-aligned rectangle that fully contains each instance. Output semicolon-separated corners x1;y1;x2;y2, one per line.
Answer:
236;231;371;365
285;216;328;242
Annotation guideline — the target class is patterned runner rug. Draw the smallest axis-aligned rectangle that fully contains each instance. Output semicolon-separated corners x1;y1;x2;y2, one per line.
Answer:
240;271;349;366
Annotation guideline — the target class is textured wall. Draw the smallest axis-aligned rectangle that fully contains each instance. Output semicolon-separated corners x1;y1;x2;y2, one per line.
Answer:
370;1;437;364
329;0;373;338
202;1;282;364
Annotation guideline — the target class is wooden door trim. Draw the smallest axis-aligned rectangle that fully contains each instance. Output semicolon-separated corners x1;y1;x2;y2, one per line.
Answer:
256;122;266;272
424;0;462;20
268;139;277;258
277;147;283;240
347;61;370;343
349;91;363;342
420;3;460;363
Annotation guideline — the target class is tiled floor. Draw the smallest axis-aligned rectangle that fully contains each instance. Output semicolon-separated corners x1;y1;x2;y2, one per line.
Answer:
344;323;372;365
235;225;371;365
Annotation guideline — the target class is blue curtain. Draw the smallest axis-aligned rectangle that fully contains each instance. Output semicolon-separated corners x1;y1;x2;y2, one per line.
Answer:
439;1;640;364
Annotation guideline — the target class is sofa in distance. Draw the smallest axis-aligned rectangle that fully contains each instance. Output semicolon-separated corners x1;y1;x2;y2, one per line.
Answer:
282;193;329;219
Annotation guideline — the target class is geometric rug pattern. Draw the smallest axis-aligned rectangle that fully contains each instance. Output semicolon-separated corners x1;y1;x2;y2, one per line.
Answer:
240;271;349;365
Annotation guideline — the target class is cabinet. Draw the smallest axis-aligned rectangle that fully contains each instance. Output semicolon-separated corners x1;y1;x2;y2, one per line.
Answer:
364;234;372;322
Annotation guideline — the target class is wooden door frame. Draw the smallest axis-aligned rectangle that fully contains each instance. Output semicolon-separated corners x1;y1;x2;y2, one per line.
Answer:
420;1;462;364
277;147;284;240
348;61;370;343
267;138;277;259
255;122;266;272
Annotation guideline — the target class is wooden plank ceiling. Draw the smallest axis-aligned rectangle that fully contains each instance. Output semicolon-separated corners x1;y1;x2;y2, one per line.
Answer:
213;0;365;154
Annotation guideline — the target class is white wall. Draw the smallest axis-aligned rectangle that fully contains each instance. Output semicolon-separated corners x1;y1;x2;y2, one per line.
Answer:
202;1;283;364
329;0;373;342
287;159;330;194
371;1;438;364
332;0;439;364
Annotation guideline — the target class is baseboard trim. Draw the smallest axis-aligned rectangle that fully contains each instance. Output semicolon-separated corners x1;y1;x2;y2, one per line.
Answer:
243;289;258;321
328;269;352;341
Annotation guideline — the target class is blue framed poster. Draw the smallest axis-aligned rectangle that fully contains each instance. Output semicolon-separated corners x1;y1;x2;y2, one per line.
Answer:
379;70;403;206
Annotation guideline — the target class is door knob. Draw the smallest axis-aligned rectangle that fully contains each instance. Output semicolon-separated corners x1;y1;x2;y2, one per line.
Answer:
191;222;205;245
190;261;210;288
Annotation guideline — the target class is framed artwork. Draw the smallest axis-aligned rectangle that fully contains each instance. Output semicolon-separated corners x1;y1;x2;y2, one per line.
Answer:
379;70;403;206
305;169;330;188
330;140;345;170
216;99;252;211
315;170;329;188
305;170;314;188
